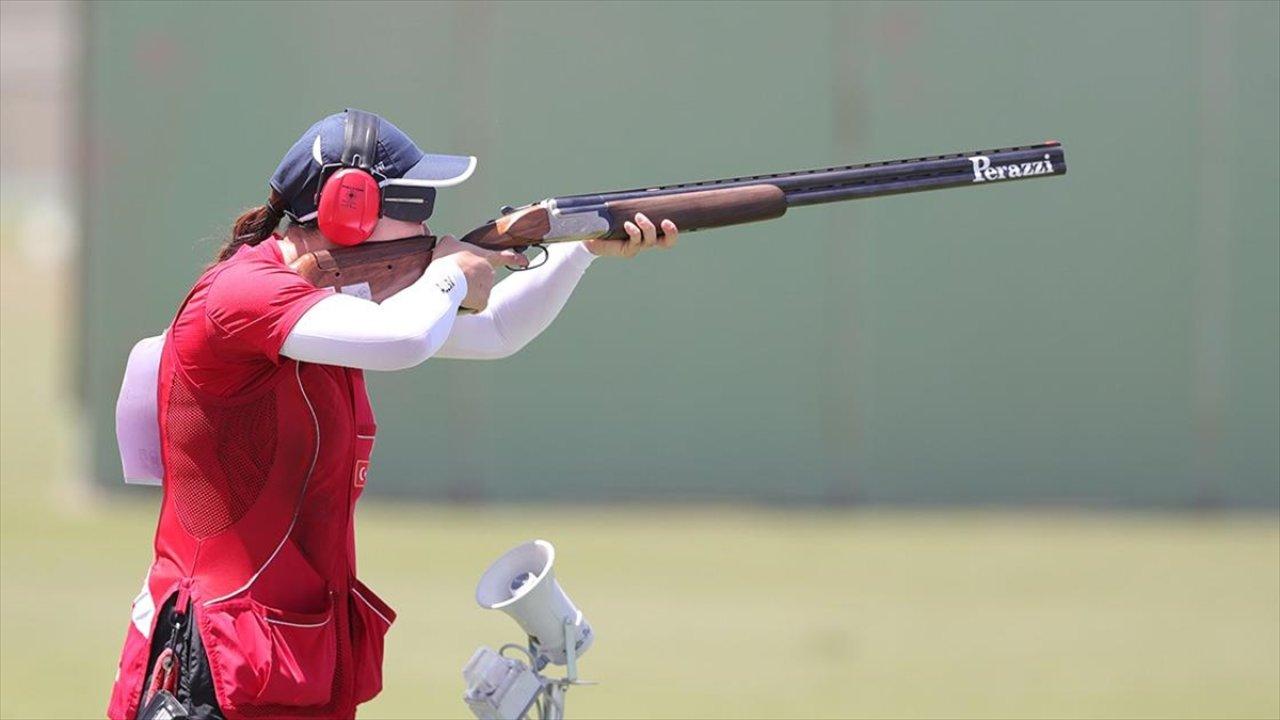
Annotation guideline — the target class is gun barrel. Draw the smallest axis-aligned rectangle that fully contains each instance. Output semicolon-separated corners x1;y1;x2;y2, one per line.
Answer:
785;164;1061;206
551;142;1065;211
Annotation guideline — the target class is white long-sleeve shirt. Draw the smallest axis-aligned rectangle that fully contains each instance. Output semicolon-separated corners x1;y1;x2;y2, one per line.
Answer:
117;242;596;484
279;242;596;369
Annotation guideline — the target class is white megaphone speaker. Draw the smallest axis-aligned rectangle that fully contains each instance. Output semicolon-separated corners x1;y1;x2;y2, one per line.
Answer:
476;540;594;668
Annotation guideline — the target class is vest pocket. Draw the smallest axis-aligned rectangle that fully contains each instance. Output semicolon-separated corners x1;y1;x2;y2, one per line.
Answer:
349;578;396;705
198;594;337;711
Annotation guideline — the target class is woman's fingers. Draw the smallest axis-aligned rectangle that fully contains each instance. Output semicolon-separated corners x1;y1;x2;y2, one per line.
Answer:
634;213;657;249
434;235;527;269
476;247;528;269
659;219;679;249
495;248;530;268
623;219;643;258
604;214;676;258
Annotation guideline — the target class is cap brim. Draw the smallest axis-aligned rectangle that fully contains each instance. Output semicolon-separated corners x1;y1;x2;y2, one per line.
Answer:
383;153;477;188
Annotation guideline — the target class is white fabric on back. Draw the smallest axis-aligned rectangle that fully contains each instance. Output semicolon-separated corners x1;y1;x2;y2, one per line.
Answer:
117;332;166;485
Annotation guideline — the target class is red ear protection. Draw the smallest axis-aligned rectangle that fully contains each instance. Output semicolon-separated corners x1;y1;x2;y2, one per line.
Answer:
315;109;382;246
317;167;381;246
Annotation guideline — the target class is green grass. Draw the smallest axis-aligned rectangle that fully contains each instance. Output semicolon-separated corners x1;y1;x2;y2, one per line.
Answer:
3;245;1278;719
2;500;1278;719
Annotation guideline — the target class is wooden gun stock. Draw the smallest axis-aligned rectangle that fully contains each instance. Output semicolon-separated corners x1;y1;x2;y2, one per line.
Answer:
292;235;436;303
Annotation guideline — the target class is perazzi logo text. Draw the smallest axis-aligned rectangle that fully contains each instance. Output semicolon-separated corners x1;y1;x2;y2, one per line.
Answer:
968;154;1054;183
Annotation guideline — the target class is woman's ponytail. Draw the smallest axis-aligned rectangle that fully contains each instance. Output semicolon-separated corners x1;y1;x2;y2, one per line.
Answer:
213;190;286;263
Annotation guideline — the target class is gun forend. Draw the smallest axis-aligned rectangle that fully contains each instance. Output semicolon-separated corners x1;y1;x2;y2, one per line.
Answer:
597;184;786;239
460;184;787;250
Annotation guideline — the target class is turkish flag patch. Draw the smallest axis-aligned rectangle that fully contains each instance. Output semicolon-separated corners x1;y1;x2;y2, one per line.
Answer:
354;460;370;488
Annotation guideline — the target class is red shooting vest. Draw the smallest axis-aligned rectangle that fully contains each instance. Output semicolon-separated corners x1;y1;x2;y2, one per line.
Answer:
108;240;395;720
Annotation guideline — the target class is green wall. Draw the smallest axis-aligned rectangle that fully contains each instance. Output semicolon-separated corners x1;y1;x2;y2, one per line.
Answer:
81;1;1279;506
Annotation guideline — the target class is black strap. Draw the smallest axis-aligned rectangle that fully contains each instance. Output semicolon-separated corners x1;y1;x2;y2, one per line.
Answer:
138;597;224;720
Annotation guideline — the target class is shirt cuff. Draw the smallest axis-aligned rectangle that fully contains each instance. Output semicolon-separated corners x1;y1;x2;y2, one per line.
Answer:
565;241;598;271
423;256;469;306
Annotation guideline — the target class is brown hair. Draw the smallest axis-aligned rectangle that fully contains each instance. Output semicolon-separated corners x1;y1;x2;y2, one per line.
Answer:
213;189;286;263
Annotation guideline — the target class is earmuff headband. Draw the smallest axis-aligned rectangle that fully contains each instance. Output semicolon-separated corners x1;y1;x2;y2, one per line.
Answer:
341;109;379;170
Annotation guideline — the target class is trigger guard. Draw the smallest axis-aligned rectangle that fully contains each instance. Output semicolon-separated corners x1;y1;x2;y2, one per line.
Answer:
505;244;548;272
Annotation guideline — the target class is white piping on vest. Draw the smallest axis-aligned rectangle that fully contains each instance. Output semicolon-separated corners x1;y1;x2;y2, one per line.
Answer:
204;362;321;606
351;586;392;627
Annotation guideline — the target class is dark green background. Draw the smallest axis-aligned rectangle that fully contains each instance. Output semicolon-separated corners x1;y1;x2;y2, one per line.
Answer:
81;1;1279;506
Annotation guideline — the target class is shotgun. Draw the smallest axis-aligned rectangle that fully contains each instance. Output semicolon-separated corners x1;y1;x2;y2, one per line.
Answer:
294;141;1065;302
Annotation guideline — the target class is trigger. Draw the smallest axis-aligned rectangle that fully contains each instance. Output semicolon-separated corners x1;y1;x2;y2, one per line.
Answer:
511;244;549;272
504;244;530;273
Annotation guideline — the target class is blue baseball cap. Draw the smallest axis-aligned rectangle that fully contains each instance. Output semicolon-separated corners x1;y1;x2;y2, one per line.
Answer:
269;108;476;223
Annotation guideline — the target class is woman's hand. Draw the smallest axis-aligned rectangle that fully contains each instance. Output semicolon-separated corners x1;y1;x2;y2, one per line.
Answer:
432;235;527;312
583;213;679;258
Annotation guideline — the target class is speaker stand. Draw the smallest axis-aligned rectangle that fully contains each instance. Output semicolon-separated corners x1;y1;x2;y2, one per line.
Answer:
531;617;595;720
